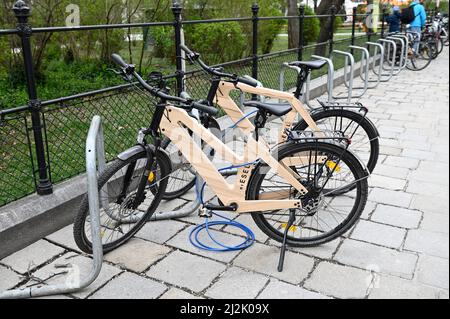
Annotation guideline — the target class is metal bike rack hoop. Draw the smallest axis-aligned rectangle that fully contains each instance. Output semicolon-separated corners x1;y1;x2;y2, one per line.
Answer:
310;55;335;104
365;42;385;86
386;36;406;74
389;34;409;69
331;50;354;103
0;116;105;299
345;45;370;97
376;39;397;81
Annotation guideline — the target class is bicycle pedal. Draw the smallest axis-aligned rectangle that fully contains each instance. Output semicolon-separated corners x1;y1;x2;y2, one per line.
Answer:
199;208;213;218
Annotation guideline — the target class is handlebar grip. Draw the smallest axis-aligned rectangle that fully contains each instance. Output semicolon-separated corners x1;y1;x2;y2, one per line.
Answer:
191;102;218;116
180;44;195;56
238;76;259;87
111;54;128;68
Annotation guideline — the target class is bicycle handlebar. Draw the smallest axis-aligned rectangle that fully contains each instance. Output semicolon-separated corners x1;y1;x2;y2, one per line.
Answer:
111;54;218;116
180;44;259;87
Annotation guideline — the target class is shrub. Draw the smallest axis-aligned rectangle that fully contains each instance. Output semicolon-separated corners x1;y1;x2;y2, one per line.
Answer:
303;6;321;44
186;22;246;65
150;26;176;63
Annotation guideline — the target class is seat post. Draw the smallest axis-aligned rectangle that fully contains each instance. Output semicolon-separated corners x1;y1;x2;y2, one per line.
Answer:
294;68;310;99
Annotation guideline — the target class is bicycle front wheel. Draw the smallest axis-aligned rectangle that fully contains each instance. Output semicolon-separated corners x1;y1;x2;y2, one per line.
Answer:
248;141;369;247
73;149;170;254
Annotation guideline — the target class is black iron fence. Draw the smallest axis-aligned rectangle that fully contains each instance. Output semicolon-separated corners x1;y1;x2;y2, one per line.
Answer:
0;0;385;207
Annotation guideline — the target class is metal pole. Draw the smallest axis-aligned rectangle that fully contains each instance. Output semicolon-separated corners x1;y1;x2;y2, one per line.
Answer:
13;0;52;196
329;5;336;57
251;3;259;101
172;2;184;95
381;6;386;38
298;4;305;61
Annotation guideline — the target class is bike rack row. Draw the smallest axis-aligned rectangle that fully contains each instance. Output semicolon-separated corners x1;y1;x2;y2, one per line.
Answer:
280;34;409;107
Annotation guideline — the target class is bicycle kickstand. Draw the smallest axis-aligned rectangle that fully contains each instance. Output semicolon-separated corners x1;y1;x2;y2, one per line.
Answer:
277;210;296;272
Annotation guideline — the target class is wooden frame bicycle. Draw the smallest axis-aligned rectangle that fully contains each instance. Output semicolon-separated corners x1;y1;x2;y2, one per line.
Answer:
161;81;330;213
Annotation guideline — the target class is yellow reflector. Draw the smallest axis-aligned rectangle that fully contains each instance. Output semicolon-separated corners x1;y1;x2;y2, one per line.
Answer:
326;161;341;173
281;223;298;232
148;171;155;183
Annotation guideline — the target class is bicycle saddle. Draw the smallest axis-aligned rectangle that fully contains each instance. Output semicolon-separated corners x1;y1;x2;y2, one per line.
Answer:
243;101;292;117
288;60;327;71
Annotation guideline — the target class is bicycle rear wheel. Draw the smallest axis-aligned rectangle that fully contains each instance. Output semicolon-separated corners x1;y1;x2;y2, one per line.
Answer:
293;109;379;174
248;141;369;247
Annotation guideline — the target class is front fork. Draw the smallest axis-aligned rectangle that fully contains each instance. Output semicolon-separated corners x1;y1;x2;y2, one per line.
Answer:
118;136;161;210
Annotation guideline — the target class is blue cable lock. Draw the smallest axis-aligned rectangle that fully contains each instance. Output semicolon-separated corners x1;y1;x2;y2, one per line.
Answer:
189;111;259;252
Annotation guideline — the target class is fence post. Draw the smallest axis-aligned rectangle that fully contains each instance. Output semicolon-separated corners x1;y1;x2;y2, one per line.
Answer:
172;1;184;95
351;6;357;55
13;0;53;196
367;8;373;43
328;5;336;56
298;4;305;61
251;3;259;100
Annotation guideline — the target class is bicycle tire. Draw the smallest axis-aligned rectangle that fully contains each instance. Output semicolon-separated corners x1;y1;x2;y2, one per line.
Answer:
248;141;369;247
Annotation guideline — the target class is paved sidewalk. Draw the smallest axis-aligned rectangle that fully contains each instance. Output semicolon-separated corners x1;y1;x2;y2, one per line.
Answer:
1;49;448;300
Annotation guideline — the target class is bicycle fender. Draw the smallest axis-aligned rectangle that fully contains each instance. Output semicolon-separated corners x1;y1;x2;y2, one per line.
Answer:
117;145;172;171
117;145;146;161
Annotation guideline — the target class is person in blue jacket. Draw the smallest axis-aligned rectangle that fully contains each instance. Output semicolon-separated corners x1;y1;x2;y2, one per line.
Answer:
386;6;402;33
408;0;427;52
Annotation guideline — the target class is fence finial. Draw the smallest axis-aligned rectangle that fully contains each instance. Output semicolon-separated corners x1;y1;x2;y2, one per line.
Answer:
13;0;30;18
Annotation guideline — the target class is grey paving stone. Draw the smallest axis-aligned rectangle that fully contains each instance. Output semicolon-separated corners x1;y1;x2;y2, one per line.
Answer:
370;188;413;208
46;225;81;253
160;288;203;299
361;201;377;220
89;272;167;299
350;220;407;249
147;250;226;292
136;219;188;244
304;262;370;299
205;267;268;299
402;149;436;161
0;240;66;274
269;238;340;260
222;214;269;243
420;212;449;234
371;204;422;229
408;170;449;186
404;229;449;258
258;280;331;299
233;243;314;284
104;238;171;273
369;275;441;299
334;239;418;279
383;156;420;170
166;227;242;263
372;164;410;180
31;254;122;299
370;175;407;191
0;265;22;291
410;194;449;214
416;255;449;290
406;180;449;198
